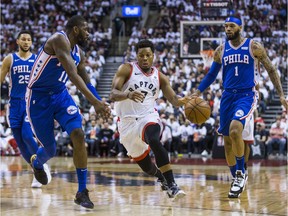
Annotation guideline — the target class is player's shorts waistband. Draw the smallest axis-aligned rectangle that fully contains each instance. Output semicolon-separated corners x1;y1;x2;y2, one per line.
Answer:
224;87;254;93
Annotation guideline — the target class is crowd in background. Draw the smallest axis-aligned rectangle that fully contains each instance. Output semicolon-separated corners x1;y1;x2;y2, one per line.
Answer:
0;0;287;159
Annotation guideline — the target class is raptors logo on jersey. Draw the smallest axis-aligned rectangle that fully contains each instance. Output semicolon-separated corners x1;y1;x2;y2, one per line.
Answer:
115;62;160;118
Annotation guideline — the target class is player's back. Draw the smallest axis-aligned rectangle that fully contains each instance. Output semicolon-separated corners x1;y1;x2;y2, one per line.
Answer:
9;53;36;99
28;31;81;93
221;38;260;90
115;62;160;118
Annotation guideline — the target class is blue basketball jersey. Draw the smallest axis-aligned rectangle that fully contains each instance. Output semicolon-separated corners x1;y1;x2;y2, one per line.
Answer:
9;53;36;99
221;38;260;90
28;31;81;93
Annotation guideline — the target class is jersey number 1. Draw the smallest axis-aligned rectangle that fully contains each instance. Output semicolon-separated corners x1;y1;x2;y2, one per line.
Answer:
235;66;239;76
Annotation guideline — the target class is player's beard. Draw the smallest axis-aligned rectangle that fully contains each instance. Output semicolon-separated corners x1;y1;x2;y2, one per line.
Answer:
19;46;30;52
226;29;241;41
77;34;89;50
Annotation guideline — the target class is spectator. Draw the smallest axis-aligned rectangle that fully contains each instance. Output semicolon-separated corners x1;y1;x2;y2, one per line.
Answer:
267;119;286;159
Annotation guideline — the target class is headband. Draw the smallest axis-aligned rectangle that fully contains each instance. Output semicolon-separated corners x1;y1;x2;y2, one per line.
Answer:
225;17;242;26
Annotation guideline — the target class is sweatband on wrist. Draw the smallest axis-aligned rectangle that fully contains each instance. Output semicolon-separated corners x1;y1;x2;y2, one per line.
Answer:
86;83;102;100
198;61;222;92
225;17;242;26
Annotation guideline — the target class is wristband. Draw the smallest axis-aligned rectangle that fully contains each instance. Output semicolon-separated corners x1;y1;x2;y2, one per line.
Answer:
86;83;102;100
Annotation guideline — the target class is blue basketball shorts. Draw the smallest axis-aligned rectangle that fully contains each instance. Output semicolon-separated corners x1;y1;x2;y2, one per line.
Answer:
8;98;30;129
26;88;82;146
218;90;257;136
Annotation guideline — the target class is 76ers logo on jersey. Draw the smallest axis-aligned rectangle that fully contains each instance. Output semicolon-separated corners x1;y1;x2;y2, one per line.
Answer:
67;105;78;115
235;109;244;117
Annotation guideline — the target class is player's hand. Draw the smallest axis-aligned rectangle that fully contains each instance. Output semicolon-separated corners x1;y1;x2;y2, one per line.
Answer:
178;96;191;106
190;89;201;98
280;96;288;111
127;91;145;103
94;101;111;119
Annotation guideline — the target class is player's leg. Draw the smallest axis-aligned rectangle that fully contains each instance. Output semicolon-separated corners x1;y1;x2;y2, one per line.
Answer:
8;99;34;163
144;123;186;199
224;136;237;178
135;153;168;191
55;90;93;209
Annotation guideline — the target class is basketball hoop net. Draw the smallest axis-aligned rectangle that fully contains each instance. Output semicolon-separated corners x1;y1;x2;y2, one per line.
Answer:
200;50;214;70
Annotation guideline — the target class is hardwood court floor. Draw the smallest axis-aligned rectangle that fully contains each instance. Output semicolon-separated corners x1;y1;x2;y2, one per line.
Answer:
1;156;287;216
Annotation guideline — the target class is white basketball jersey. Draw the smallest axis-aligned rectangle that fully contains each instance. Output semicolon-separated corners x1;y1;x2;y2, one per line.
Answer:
115;62;160;118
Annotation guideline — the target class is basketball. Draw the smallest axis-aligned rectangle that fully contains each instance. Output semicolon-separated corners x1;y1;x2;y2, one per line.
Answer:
184;97;211;124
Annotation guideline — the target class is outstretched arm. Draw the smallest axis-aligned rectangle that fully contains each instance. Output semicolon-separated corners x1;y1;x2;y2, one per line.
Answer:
77;50;101;100
48;34;101;107
252;41;287;110
195;45;223;96
160;72;190;107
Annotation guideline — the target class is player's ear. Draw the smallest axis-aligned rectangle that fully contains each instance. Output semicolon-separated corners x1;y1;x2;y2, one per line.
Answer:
73;26;79;35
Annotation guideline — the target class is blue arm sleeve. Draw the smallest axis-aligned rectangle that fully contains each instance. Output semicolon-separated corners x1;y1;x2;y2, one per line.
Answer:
86;83;102;100
197;61;222;92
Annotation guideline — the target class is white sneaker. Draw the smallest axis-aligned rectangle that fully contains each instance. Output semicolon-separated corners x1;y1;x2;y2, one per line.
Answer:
228;170;246;198
201;150;208;156
167;183;186;201
43;163;52;184
31;176;42;188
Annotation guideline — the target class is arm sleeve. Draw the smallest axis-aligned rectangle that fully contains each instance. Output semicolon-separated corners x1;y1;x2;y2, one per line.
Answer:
86;83;102;100
197;61;222;92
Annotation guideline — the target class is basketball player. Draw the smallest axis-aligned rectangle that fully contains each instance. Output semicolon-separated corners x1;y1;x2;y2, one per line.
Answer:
110;39;190;200
0;30;51;188
193;15;288;198
26;15;110;209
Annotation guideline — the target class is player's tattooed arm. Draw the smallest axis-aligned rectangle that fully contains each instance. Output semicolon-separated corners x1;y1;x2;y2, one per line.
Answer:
252;41;284;98
253;41;287;110
213;45;223;64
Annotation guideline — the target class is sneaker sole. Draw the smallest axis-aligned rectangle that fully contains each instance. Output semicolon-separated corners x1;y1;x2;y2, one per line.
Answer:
171;190;186;201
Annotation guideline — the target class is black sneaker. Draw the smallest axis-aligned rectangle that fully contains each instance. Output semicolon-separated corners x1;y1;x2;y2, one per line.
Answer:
74;189;94;209
30;154;49;185
167;183;186;201
157;178;169;191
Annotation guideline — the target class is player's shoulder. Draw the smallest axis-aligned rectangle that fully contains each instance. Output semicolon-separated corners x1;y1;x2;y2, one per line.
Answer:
117;62;133;75
2;53;13;65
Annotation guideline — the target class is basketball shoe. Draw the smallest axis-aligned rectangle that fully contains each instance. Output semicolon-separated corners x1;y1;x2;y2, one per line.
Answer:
167;183;186;201
157;178;169;191
74;189;94;209
30;155;52;185
228;170;247;198
31;163;51;188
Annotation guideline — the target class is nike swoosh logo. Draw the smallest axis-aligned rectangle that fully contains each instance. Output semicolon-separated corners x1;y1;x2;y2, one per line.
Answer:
135;73;142;75
225;48;232;52
15;59;20;62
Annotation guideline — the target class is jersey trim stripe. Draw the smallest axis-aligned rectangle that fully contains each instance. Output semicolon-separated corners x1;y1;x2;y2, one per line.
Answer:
28;49;52;88
25;89;44;147
240;89;257;120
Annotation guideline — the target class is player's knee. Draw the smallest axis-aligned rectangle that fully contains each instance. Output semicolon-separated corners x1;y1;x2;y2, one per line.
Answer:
70;128;85;141
144;124;160;146
229;128;241;139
